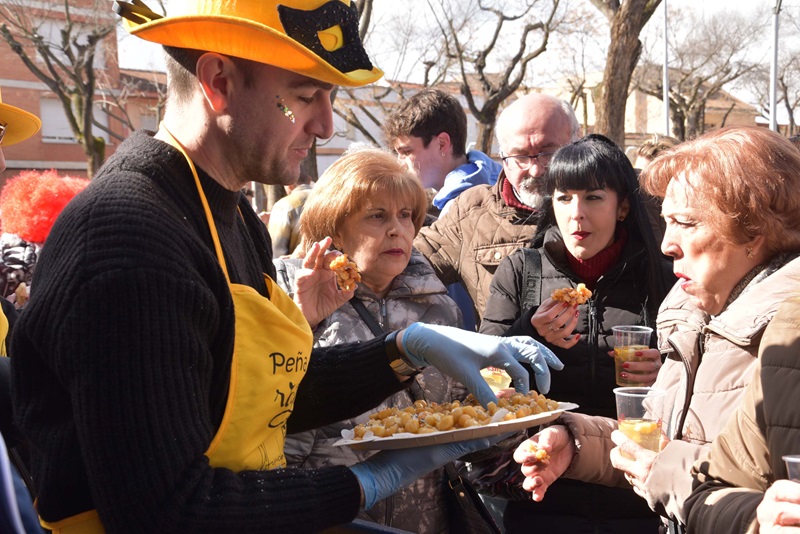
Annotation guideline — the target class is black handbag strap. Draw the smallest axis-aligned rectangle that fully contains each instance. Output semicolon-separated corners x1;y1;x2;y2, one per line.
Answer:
520;247;542;311
351;297;499;533
350;296;423;403
444;463;502;534
444;461;465;485
350;297;385;337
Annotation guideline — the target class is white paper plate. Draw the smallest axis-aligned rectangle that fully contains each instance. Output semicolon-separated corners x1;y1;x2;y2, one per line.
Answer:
333;402;579;450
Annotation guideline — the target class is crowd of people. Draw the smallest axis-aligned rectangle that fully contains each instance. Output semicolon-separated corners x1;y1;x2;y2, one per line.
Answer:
476;133;675;533
514;127;800;533
1;1;799;533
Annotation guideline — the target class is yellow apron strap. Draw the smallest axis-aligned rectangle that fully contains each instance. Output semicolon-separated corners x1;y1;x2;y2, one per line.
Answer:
39;508;104;534
159;124;232;282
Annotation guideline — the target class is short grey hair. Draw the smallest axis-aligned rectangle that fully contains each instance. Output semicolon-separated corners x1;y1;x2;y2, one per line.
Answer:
559;99;581;142
494;94;580;149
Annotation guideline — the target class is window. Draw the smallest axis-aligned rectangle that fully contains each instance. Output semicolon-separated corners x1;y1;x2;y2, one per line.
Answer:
36;19;107;70
40;98;110;144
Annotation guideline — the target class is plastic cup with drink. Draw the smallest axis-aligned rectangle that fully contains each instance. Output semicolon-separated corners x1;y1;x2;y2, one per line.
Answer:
614;386;667;453
480;367;512;394
612;325;654;386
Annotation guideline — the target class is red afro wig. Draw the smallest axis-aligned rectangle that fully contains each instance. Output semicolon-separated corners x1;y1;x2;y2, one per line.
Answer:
0;169;90;243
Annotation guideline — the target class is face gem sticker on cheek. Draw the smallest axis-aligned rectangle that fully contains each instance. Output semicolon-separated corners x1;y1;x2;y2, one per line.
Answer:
275;96;296;124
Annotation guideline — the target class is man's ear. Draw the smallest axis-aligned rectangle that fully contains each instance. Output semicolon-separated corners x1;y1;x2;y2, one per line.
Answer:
436;132;452;156
195;53;236;113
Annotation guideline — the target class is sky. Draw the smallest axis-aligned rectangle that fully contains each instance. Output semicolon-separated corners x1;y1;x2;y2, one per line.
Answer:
116;0;793;110
118;0;780;69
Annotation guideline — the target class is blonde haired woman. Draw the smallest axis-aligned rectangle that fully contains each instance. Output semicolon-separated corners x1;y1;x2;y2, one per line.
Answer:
275;147;472;533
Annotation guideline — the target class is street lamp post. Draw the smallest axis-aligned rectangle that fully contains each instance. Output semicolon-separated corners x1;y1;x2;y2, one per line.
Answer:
770;0;783;132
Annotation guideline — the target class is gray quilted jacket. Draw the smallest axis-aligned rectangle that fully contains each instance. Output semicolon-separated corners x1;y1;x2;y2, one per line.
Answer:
275;250;464;534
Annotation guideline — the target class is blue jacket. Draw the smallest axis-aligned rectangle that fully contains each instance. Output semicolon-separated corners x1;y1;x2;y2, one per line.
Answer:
432;150;501;214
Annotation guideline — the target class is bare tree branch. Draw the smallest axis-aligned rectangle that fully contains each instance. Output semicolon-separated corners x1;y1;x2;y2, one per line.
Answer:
355;0;373;41
427;0;563;152
634;7;765;139
1;0;119;177
719;102;736;128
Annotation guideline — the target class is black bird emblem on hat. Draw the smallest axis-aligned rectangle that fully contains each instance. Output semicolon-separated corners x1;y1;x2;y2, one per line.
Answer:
278;1;375;74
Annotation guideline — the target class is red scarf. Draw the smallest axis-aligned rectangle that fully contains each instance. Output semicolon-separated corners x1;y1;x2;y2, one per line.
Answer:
501;176;535;212
566;227;629;289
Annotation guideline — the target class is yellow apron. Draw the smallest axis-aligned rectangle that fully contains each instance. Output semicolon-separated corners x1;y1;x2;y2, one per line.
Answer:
0;305;9;356
42;129;313;533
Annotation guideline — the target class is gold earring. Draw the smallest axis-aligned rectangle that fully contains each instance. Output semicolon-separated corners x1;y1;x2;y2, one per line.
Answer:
746;246;755;259
618;216;625;221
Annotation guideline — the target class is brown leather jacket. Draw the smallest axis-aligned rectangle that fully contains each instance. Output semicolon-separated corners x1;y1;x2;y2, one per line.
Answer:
557;254;800;526
413;172;538;321
684;295;800;533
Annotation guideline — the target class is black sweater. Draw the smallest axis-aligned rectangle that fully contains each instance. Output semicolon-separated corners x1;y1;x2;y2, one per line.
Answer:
10;131;405;533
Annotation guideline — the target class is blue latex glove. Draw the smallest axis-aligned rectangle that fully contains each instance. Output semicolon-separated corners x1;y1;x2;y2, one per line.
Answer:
400;323;564;406
349;436;503;510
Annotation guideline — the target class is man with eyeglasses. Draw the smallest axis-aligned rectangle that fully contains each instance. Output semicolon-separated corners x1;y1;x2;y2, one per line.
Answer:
414;93;580;325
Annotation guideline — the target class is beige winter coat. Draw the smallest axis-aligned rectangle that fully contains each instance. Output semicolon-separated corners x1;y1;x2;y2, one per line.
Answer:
557;254;800;525
684;295;800;533
413;173;538;321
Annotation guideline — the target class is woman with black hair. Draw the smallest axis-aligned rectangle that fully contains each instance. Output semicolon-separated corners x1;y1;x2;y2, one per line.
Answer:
476;134;674;533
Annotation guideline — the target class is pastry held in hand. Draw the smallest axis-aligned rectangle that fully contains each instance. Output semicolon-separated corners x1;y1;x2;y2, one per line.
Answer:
329;253;361;291
481;367;512;393
551;283;592;306
520;439;551;463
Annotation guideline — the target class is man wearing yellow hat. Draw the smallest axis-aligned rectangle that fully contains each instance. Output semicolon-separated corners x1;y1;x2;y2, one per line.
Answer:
0;87;41;391
0;89;42;534
0;88;41;356
0;88;42;174
9;2;561;532
0;88;41;347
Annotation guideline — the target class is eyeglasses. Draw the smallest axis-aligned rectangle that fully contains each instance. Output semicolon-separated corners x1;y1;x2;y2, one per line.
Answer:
500;151;556;170
0;122;7;146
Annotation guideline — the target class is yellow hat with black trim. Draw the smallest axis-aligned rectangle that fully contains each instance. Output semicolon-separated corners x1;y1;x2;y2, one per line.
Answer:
0;87;42;147
114;0;383;87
